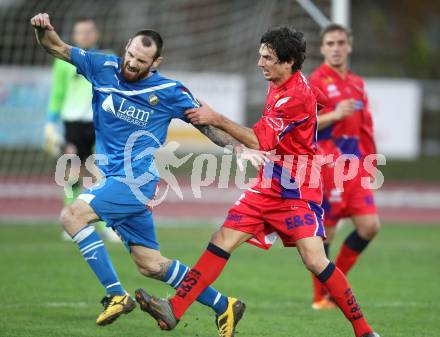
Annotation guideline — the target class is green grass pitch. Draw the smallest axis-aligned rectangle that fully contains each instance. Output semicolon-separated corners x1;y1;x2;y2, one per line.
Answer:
1;222;439;337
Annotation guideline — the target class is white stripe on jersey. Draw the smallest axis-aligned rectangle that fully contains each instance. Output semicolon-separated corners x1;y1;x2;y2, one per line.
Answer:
182;91;200;107
77;193;96;204
94;82;177;96
103;61;119;68
308;203;320;237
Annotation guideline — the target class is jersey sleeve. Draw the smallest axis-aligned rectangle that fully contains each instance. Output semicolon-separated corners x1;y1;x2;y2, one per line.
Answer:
307;71;322;91
253;95;310;151
171;83;200;122
308;72;332;115
47;58;68;122
70;47;102;82
360;93;377;157
312;85;332;115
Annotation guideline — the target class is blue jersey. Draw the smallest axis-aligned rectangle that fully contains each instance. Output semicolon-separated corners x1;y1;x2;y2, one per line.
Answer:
70;47;198;182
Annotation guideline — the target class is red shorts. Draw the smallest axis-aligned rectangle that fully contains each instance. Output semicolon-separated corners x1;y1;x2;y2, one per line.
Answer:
321;163;377;227
223;190;326;250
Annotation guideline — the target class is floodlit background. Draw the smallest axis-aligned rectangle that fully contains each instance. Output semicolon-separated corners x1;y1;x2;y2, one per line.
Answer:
0;1;439;336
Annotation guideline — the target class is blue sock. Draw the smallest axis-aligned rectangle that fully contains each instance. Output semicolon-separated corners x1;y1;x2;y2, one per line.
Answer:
162;260;228;315
72;226;125;296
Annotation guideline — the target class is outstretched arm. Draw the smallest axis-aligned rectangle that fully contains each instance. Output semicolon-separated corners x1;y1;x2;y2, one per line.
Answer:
195;124;268;170
194;124;242;151
30;13;72;62
186;100;260;150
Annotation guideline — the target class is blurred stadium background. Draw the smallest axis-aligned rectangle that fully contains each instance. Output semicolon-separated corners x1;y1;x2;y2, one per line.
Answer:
0;0;439;223
1;1;439;337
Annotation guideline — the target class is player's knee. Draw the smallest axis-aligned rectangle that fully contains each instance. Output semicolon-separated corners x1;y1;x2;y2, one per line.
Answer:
59;206;74;230
358;218;381;240
302;253;328;275
59;202;92;234
210;230;227;247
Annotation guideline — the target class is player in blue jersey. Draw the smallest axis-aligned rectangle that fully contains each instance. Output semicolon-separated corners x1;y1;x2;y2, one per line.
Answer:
31;13;250;334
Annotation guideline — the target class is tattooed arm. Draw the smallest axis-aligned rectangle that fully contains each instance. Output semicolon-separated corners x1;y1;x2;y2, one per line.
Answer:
187;100;267;168
195;124;243;153
186;100;260;150
30;13;72;62
195;124;269;170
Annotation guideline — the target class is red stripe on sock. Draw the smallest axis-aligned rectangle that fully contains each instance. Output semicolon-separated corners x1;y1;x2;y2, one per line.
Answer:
170;248;228;319
323;266;372;337
335;243;361;274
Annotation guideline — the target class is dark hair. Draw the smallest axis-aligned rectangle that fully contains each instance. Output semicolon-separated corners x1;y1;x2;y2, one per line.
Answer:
132;30;163;59
320;23;353;45
260;26;306;73
74;17;96;25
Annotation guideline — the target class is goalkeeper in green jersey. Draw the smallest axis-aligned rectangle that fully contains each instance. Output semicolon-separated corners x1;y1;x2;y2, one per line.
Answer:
44;17;118;241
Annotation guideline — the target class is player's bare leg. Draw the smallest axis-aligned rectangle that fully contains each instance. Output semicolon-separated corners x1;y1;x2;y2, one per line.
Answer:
297;237;378;337
335;214;380;274
136;227;250;337
130;245;173;279
59;199;98;236
59;199;135;325
60;147;82;240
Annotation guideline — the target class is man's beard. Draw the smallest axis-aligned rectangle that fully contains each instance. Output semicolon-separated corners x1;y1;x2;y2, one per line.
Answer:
121;58;152;82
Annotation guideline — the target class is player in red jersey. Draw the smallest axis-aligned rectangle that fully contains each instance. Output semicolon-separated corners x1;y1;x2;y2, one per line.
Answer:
308;23;381;310
134;27;379;337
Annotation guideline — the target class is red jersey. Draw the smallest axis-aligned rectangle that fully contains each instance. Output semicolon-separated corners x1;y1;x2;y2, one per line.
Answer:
308;64;376;159
251;71;322;205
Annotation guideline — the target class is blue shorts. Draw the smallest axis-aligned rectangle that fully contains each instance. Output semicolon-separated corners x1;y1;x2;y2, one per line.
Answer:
77;176;159;251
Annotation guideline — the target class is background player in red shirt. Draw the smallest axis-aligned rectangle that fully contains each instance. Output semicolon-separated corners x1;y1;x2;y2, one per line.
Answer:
135;27;379;337
308;23;381;310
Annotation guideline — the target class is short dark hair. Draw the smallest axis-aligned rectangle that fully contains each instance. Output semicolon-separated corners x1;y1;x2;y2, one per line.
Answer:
260;26;306;73
132;30;163;59
74;17;96;26
320;23;353;45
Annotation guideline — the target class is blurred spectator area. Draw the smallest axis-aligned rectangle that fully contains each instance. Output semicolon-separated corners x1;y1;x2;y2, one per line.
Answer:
0;0;439;157
0;0;439;223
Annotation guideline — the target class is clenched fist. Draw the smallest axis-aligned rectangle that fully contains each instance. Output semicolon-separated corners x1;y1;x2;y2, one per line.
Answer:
30;13;54;31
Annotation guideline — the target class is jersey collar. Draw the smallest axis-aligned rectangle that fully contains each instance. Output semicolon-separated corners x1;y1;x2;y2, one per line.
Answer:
270;70;302;92
320;63;352;81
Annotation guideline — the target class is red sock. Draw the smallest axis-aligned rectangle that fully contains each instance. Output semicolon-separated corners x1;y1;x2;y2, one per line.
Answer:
318;262;372;337
336;230;371;274
335;244;360;274
170;243;230;319
311;272;328;302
